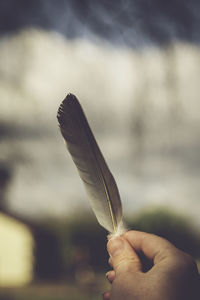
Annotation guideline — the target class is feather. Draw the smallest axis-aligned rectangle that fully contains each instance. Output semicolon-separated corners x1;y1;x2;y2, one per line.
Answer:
57;93;125;236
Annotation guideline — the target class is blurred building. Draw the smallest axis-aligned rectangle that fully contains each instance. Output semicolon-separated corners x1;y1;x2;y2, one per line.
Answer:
0;165;33;286
0;211;34;287
0;164;62;287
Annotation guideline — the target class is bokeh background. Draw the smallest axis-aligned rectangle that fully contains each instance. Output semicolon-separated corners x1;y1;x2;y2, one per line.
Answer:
0;1;200;299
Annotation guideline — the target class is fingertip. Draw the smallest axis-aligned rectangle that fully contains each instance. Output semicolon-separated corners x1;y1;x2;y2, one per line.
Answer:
107;237;125;257
107;235;142;273
124;229;138;239
102;291;110;300
106;270;115;283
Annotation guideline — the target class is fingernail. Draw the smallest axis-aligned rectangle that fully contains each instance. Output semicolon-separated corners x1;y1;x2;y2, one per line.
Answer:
108;237;124;257
106;270;115;283
106;271;111;283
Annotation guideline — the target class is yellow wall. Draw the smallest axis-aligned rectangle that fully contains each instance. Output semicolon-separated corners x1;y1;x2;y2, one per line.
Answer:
0;213;34;287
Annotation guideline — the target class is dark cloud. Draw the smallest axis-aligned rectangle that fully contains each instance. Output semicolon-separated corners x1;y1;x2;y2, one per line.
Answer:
0;0;200;47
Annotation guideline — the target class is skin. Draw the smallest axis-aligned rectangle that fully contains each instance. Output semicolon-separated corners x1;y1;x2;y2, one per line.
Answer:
103;230;200;300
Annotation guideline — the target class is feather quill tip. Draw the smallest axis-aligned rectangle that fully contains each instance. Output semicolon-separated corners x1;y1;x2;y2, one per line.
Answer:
108;221;127;239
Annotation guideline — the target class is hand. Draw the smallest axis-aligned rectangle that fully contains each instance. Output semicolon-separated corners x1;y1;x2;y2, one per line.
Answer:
103;230;200;300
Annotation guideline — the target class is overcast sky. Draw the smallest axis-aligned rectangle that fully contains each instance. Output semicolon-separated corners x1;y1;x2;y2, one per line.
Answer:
0;1;200;228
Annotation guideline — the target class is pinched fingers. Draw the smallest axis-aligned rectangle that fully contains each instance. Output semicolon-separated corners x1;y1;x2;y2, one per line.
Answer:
107;236;142;274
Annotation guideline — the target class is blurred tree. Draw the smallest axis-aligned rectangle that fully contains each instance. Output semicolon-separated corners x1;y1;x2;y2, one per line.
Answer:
68;217;108;272
0;163;12;210
41;214;108;280
41;208;200;281
33;226;64;281
128;208;200;259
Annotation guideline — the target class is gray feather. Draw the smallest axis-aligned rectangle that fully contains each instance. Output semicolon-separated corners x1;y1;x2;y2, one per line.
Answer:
57;93;123;234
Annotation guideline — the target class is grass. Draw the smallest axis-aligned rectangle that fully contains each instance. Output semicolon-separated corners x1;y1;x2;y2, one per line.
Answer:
0;275;108;300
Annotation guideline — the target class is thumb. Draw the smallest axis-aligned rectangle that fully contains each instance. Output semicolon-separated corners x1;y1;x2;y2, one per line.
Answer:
107;236;142;275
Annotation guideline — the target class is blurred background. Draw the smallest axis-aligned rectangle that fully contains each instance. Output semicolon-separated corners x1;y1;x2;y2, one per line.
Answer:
0;0;200;299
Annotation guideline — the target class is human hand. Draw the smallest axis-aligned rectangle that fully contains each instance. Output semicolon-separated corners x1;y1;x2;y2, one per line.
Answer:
103;231;200;300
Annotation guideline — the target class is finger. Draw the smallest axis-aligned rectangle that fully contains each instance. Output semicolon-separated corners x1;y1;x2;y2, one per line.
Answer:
124;230;178;264
102;291;110;300
106;270;115;283
107;236;142;275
